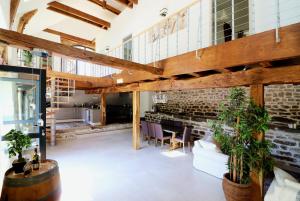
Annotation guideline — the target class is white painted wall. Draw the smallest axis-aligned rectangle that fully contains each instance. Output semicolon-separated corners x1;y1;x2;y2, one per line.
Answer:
96;0;202;52
140;92;154;117
0;0;10;29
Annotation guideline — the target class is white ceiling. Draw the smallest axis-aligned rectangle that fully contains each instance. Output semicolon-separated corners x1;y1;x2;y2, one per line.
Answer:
16;0;128;41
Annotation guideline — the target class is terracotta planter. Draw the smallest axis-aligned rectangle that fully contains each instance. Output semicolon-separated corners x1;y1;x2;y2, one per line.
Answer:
222;173;252;201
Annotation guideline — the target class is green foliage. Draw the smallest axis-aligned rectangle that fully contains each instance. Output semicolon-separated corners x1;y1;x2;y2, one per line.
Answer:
22;50;32;66
3;129;31;161
211;88;274;184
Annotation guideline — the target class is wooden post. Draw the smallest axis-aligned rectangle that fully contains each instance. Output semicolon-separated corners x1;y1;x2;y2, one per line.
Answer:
100;93;106;126
250;84;264;106
250;84;264;201
132;91;140;150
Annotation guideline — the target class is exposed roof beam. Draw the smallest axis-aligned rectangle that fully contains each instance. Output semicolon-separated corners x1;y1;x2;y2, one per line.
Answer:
17;9;38;33
60;38;95;50
115;0;138;8
88;0;121;15
215;68;231;73
10;0;20;29
189;73;201;77
259;61;272;68
44;28;95;50
0;28;163;75
86;65;300;93
47;1;111;29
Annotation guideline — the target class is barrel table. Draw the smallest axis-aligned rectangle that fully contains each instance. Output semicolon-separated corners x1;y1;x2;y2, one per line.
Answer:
0;160;61;201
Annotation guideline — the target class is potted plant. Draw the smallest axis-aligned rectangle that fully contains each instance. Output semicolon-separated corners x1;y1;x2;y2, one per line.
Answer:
3;129;32;173
211;88;274;201
22;50;33;66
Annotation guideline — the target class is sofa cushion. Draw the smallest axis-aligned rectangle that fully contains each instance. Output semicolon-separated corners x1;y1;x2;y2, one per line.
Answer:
199;140;216;150
274;167;297;187
285;179;300;190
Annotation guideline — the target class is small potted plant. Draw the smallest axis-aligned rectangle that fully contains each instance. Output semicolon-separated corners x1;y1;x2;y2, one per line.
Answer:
22;50;33;66
211;88;274;201
3;129;32;173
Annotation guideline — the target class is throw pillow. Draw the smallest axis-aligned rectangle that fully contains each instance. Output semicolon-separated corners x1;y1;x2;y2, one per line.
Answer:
274;167;297;187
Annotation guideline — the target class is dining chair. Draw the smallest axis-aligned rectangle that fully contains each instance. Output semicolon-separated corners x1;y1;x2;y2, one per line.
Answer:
171;126;192;152
141;120;149;141
153;123;172;147
148;122;156;144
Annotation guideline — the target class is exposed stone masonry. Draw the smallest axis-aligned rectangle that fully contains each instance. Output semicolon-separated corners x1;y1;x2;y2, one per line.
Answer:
265;84;300;126
156;87;249;119
146;85;300;169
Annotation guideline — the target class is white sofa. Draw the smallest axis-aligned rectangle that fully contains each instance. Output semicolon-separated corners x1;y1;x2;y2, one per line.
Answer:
192;139;229;179
265;167;300;201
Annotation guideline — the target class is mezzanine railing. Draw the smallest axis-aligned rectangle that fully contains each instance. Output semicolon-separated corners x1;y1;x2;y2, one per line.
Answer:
103;0;300;66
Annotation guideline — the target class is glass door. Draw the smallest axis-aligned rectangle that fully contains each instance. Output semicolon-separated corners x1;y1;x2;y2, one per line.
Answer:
0;74;40;136
0;69;44;186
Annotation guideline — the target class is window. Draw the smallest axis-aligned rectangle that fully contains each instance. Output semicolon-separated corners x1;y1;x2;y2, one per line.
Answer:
213;0;249;44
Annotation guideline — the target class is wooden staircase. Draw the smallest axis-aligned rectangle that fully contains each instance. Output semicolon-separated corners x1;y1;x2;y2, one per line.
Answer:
47;77;75;108
46;77;75;145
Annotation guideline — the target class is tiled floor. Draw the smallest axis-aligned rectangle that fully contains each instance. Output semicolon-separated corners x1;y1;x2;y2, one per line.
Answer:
47;129;226;201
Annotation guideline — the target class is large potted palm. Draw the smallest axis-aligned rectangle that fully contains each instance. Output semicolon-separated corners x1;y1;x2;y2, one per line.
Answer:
211;88;274;201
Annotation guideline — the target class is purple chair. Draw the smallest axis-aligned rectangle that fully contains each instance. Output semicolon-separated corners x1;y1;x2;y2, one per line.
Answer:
153;123;172;147
148;122;156;144
172;126;192;152
141;121;149;141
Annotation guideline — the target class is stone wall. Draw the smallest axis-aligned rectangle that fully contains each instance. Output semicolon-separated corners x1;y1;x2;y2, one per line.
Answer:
266;129;300;169
265;84;300;126
156;87;249;119
147;84;300;169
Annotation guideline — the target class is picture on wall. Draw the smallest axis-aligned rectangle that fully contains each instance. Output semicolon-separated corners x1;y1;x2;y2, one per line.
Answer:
148;9;187;43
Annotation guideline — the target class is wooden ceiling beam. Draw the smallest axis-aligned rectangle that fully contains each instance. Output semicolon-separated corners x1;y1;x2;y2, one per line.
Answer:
115;0;137;8
10;0;20;29
88;0;121;15
44;28;95;50
189;73;201;77
86;65;300;93
215;68;231;73
0;28;162;75
17;9;38;33
47;1;111;29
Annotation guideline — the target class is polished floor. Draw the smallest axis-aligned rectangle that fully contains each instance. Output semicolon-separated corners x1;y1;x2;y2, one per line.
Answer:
47;129;226;201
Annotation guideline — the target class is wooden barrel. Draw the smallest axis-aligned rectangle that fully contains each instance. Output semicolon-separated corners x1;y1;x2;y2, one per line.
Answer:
0;160;61;201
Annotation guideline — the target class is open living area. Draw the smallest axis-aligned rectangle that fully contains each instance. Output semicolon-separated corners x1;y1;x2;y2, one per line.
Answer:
0;0;299;201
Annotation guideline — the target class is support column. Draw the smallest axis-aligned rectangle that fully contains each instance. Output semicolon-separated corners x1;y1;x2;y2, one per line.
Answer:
100;93;106;126
132;91;140;150
250;84;264;107
250;84;264;201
